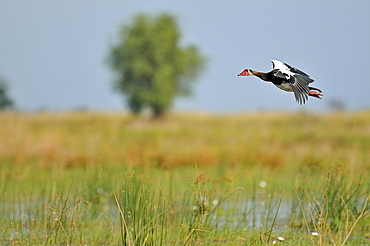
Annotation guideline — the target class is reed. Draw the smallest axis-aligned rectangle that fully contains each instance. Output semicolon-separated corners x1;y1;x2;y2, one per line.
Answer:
296;167;369;245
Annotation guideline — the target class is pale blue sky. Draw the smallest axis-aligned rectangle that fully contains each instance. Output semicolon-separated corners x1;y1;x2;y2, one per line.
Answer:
0;1;369;112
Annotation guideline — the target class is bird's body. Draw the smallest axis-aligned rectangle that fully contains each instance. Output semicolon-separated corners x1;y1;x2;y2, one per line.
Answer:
238;60;322;104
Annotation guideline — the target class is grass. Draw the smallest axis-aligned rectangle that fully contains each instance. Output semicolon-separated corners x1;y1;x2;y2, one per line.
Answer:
0;111;369;245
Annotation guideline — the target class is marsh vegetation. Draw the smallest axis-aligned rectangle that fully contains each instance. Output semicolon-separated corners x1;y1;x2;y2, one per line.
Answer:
0;111;369;245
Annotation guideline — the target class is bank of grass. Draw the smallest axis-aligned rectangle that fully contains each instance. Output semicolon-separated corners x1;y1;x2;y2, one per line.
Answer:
1;111;369;172
0;111;369;245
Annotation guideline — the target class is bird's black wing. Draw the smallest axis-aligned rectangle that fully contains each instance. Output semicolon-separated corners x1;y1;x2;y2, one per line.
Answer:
289;74;310;104
283;62;312;78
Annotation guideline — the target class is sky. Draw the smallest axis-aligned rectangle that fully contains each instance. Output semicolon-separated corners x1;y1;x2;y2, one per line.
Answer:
0;1;369;113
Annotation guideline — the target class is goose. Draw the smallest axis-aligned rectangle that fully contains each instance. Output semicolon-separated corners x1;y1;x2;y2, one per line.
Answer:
238;60;322;104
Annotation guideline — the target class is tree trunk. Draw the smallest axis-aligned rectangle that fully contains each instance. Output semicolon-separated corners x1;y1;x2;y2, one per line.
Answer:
151;105;165;119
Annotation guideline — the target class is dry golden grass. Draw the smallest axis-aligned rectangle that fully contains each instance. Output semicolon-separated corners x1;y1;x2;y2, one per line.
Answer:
0;110;368;172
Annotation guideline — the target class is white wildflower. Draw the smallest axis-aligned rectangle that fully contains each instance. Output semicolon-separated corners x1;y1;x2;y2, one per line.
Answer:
259;181;267;188
277;236;285;241
212;199;219;206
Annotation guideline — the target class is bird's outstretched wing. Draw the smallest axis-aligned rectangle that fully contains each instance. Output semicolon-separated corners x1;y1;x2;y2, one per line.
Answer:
289;74;310;104
282;62;312;78
271;60;314;83
271;60;317;104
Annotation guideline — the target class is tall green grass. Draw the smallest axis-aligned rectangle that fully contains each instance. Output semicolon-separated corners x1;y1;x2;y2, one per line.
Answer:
1;164;368;245
296;168;369;245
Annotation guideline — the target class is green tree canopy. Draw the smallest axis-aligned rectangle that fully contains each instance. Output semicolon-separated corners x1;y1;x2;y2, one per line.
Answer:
0;76;13;110
108;13;206;118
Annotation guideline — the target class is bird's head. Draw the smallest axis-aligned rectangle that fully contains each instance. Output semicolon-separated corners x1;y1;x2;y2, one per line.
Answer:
238;69;253;76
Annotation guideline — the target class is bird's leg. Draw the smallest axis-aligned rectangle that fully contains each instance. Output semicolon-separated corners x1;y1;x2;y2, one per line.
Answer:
308;90;323;99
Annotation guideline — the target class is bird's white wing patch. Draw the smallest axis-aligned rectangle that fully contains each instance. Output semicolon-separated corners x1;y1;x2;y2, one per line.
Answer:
271;60;288;70
271;60;295;78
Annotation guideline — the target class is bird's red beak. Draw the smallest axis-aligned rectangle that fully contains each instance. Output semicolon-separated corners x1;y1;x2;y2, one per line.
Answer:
238;69;252;76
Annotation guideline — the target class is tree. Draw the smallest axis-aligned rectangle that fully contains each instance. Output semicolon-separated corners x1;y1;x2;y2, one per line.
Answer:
108;13;206;118
0;76;13;110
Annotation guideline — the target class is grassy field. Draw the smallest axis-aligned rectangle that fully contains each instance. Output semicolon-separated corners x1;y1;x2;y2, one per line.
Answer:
0;111;369;245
